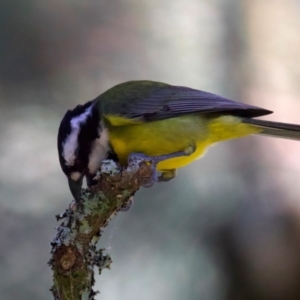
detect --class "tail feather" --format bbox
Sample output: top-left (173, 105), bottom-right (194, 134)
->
top-left (242, 118), bottom-right (300, 141)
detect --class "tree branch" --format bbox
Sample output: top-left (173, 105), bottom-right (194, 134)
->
top-left (49, 159), bottom-right (152, 300)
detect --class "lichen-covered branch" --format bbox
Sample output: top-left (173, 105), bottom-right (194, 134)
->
top-left (49, 159), bottom-right (152, 300)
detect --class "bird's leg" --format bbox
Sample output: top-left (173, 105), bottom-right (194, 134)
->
top-left (121, 147), bottom-right (194, 211)
top-left (128, 145), bottom-right (195, 187)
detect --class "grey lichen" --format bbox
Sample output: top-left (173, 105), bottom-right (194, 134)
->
top-left (49, 158), bottom-right (152, 300)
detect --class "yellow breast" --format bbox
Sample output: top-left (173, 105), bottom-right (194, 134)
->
top-left (105, 114), bottom-right (261, 171)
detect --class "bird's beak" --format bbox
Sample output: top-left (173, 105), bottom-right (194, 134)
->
top-left (68, 175), bottom-right (84, 202)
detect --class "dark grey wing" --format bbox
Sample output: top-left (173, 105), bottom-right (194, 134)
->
top-left (99, 81), bottom-right (273, 122)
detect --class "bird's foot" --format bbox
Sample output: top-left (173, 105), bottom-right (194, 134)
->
top-left (128, 146), bottom-right (194, 187)
top-left (128, 152), bottom-right (158, 187)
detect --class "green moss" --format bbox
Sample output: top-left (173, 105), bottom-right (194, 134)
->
top-left (53, 268), bottom-right (93, 300)
top-left (82, 192), bottom-right (109, 215)
top-left (79, 219), bottom-right (92, 234)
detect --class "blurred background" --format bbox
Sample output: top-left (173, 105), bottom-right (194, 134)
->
top-left (1, 0), bottom-right (300, 299)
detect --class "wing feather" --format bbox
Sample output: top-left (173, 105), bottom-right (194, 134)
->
top-left (98, 81), bottom-right (272, 122)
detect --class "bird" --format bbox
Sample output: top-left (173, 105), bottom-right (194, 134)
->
top-left (57, 80), bottom-right (300, 202)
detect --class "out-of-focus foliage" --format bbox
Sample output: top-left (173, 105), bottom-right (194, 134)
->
top-left (1, 0), bottom-right (300, 299)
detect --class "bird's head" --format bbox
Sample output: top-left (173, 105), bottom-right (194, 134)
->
top-left (57, 100), bottom-right (110, 201)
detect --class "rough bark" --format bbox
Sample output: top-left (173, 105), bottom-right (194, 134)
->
top-left (49, 159), bottom-right (152, 300)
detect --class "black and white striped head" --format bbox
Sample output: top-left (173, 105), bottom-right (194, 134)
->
top-left (57, 100), bottom-right (110, 201)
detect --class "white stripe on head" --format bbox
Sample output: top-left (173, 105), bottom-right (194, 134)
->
top-left (62, 104), bottom-right (93, 166)
top-left (87, 122), bottom-right (110, 175)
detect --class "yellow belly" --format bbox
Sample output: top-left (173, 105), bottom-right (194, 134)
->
top-left (105, 114), bottom-right (261, 171)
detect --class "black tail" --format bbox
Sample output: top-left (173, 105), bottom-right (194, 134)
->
top-left (242, 118), bottom-right (300, 141)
